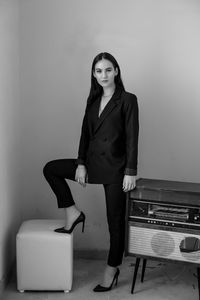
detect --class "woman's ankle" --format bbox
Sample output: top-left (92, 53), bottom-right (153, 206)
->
top-left (100, 265), bottom-right (118, 286)
top-left (64, 206), bottom-right (81, 229)
top-left (105, 265), bottom-right (117, 275)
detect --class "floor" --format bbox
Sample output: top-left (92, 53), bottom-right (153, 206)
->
top-left (2, 257), bottom-right (199, 300)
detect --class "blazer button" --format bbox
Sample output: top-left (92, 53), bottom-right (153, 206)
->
top-left (103, 138), bottom-right (108, 142)
top-left (101, 152), bottom-right (105, 156)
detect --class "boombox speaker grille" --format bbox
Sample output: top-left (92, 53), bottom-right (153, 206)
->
top-left (151, 232), bottom-right (175, 257)
top-left (128, 224), bottom-right (200, 263)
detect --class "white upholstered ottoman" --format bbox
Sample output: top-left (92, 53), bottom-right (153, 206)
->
top-left (16, 219), bottom-right (73, 293)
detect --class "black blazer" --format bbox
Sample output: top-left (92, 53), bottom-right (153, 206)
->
top-left (77, 87), bottom-right (139, 184)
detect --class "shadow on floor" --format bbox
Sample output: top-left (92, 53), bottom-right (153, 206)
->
top-left (2, 257), bottom-right (199, 300)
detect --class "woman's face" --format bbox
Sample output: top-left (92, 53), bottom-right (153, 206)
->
top-left (93, 59), bottom-right (118, 89)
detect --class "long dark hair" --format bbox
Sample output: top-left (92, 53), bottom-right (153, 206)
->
top-left (87, 52), bottom-right (125, 106)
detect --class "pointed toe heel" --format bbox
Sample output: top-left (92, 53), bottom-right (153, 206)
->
top-left (54, 212), bottom-right (86, 234)
top-left (93, 268), bottom-right (120, 292)
top-left (54, 227), bottom-right (65, 232)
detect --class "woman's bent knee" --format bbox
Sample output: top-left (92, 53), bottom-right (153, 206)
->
top-left (43, 160), bottom-right (55, 178)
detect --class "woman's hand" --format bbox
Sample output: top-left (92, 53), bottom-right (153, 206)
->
top-left (75, 165), bottom-right (87, 187)
top-left (122, 175), bottom-right (136, 192)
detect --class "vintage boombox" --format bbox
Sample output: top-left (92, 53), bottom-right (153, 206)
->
top-left (125, 178), bottom-right (200, 264)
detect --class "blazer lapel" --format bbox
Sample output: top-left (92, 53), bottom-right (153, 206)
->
top-left (94, 87), bottom-right (122, 134)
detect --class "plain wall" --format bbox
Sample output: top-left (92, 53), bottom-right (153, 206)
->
top-left (0, 0), bottom-right (21, 287)
top-left (19, 0), bottom-right (200, 251)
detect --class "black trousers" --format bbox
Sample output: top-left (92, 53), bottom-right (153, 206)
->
top-left (43, 159), bottom-right (126, 267)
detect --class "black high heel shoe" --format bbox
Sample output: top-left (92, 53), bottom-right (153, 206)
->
top-left (54, 212), bottom-right (85, 234)
top-left (93, 268), bottom-right (120, 292)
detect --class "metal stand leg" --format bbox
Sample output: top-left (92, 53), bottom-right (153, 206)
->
top-left (197, 267), bottom-right (200, 300)
top-left (131, 257), bottom-right (140, 294)
top-left (141, 259), bottom-right (147, 282)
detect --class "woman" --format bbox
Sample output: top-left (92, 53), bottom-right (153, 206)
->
top-left (43, 52), bottom-right (139, 292)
